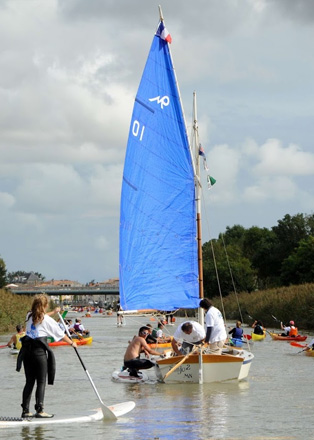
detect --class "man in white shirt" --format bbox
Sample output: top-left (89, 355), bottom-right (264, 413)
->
top-left (172, 321), bottom-right (205, 355)
top-left (199, 298), bottom-right (227, 354)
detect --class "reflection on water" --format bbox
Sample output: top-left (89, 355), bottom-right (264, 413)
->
top-left (0, 315), bottom-right (313, 439)
top-left (21, 426), bottom-right (46, 440)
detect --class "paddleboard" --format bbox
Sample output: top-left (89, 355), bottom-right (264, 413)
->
top-left (112, 369), bottom-right (149, 383)
top-left (0, 408), bottom-right (103, 428)
top-left (0, 401), bottom-right (135, 428)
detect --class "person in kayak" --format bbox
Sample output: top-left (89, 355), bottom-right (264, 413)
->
top-left (252, 320), bottom-right (265, 335)
top-left (7, 324), bottom-right (25, 350)
top-left (16, 294), bottom-right (77, 419)
top-left (123, 326), bottom-right (166, 378)
top-left (228, 321), bottom-right (243, 340)
top-left (281, 320), bottom-right (298, 337)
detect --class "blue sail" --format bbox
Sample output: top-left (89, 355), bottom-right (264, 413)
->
top-left (119, 21), bottom-right (199, 311)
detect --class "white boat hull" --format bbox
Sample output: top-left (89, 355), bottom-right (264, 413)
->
top-left (156, 349), bottom-right (254, 383)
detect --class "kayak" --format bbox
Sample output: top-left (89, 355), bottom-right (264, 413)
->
top-left (251, 332), bottom-right (266, 341)
top-left (229, 338), bottom-right (244, 347)
top-left (48, 336), bottom-right (93, 347)
top-left (269, 332), bottom-right (307, 341)
top-left (305, 349), bottom-right (314, 357)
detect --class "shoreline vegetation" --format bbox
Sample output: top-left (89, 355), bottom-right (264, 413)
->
top-left (1, 283), bottom-right (314, 335)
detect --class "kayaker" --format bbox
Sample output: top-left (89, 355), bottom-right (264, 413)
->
top-left (200, 298), bottom-right (227, 355)
top-left (123, 326), bottom-right (166, 378)
top-left (7, 324), bottom-right (25, 350)
top-left (145, 324), bottom-right (157, 344)
top-left (281, 320), bottom-right (298, 337)
top-left (171, 321), bottom-right (205, 355)
top-left (73, 318), bottom-right (90, 335)
top-left (305, 338), bottom-right (314, 351)
top-left (152, 322), bottom-right (172, 343)
top-left (229, 321), bottom-right (243, 340)
top-left (252, 320), bottom-right (265, 335)
top-left (16, 294), bottom-right (77, 419)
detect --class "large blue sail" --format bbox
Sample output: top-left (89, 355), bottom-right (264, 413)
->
top-left (119, 20), bottom-right (199, 311)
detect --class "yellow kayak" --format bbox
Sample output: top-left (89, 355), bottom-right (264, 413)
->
top-left (251, 332), bottom-right (266, 341)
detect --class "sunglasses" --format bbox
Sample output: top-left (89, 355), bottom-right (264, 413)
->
top-left (141, 331), bottom-right (149, 336)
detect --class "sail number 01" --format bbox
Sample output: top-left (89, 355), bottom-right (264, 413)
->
top-left (132, 120), bottom-right (145, 141)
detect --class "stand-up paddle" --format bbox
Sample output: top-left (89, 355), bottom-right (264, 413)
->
top-left (58, 313), bottom-right (135, 420)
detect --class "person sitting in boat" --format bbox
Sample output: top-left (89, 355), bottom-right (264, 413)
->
top-left (199, 298), bottom-right (227, 355)
top-left (7, 324), bottom-right (25, 350)
top-left (171, 321), bottom-right (205, 355)
top-left (123, 326), bottom-right (166, 378)
top-left (145, 324), bottom-right (157, 344)
top-left (152, 322), bottom-right (172, 343)
top-left (281, 320), bottom-right (298, 337)
top-left (228, 321), bottom-right (243, 340)
top-left (73, 318), bottom-right (90, 336)
top-left (252, 320), bottom-right (265, 335)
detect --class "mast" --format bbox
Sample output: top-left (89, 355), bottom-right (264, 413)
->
top-left (192, 92), bottom-right (204, 326)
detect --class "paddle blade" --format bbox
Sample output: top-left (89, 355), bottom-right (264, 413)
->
top-left (243, 334), bottom-right (252, 340)
top-left (0, 344), bottom-right (8, 349)
top-left (290, 341), bottom-right (306, 348)
top-left (107, 401), bottom-right (136, 418)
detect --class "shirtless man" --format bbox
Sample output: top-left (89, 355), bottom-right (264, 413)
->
top-left (124, 326), bottom-right (166, 377)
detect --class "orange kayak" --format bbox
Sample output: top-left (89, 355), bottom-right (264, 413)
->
top-left (269, 332), bottom-right (307, 341)
top-left (48, 336), bottom-right (93, 347)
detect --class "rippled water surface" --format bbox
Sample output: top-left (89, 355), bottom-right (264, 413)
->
top-left (0, 314), bottom-right (313, 440)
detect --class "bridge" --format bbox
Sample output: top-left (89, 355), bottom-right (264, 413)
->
top-left (10, 285), bottom-right (120, 307)
top-left (11, 285), bottom-right (119, 296)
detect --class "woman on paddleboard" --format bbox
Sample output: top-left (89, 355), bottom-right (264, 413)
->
top-left (16, 294), bottom-right (77, 419)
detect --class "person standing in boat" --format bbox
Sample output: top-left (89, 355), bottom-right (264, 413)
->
top-left (228, 321), bottom-right (243, 340)
top-left (252, 320), bottom-right (265, 335)
top-left (199, 298), bottom-right (227, 355)
top-left (281, 320), bottom-right (298, 337)
top-left (171, 321), bottom-right (205, 355)
top-left (123, 326), bottom-right (166, 378)
top-left (16, 294), bottom-right (77, 419)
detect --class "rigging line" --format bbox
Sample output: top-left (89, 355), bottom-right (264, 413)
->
top-left (200, 189), bottom-right (226, 322)
top-left (221, 233), bottom-right (244, 324)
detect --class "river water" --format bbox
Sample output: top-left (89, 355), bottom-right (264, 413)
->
top-left (0, 314), bottom-right (313, 440)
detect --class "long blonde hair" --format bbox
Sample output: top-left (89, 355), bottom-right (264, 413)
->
top-left (29, 294), bottom-right (49, 325)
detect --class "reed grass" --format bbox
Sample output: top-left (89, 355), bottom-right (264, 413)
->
top-left (218, 283), bottom-right (314, 331)
top-left (0, 289), bottom-right (32, 334)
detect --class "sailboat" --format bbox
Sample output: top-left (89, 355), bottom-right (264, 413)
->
top-left (119, 7), bottom-right (254, 383)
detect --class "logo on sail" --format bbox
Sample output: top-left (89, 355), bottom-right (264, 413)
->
top-left (149, 95), bottom-right (170, 109)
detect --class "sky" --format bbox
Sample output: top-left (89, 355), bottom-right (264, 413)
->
top-left (0, 0), bottom-right (314, 284)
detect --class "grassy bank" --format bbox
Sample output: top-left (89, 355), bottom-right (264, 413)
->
top-left (0, 289), bottom-right (33, 334)
top-left (219, 282), bottom-right (314, 331)
top-left (1, 283), bottom-right (314, 335)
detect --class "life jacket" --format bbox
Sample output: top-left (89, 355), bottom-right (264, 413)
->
top-left (289, 326), bottom-right (298, 337)
top-left (232, 327), bottom-right (243, 339)
top-left (15, 332), bottom-right (25, 350)
top-left (152, 328), bottom-right (158, 338)
top-left (254, 325), bottom-right (264, 335)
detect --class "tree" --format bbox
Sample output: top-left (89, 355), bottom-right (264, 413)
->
top-left (0, 257), bottom-right (7, 288)
top-left (281, 236), bottom-right (314, 285)
top-left (202, 240), bottom-right (256, 297)
top-left (242, 226), bottom-right (279, 288)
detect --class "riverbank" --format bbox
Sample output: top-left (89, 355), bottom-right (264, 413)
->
top-left (1, 282), bottom-right (313, 334)
top-left (220, 282), bottom-right (314, 330)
